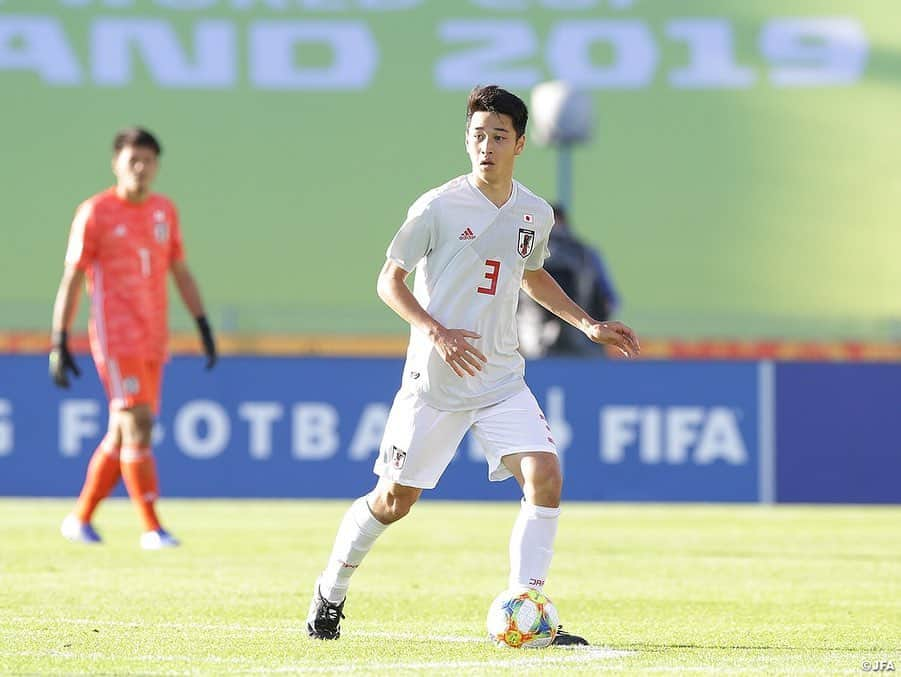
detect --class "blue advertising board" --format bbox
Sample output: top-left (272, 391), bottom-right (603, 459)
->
top-left (776, 363), bottom-right (901, 504)
top-left (0, 356), bottom-right (763, 502)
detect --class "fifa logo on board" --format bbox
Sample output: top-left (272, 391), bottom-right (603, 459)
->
top-left (600, 406), bottom-right (748, 465)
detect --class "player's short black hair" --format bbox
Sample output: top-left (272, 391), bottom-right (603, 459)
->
top-left (466, 85), bottom-right (528, 138)
top-left (113, 127), bottom-right (162, 156)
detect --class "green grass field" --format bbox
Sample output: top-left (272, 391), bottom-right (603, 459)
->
top-left (1, 499), bottom-right (898, 674)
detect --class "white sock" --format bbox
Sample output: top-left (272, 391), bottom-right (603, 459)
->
top-left (318, 496), bottom-right (388, 604)
top-left (508, 499), bottom-right (560, 591)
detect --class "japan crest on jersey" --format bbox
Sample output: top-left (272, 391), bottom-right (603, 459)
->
top-left (154, 222), bottom-right (169, 243)
top-left (517, 228), bottom-right (535, 258)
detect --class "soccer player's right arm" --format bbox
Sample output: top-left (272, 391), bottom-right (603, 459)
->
top-left (51, 265), bottom-right (85, 337)
top-left (49, 263), bottom-right (85, 387)
top-left (376, 259), bottom-right (441, 338)
top-left (376, 260), bottom-right (485, 378)
top-left (50, 201), bottom-right (100, 382)
top-left (379, 198), bottom-right (486, 377)
top-left (379, 197), bottom-right (437, 333)
top-left (52, 203), bottom-right (95, 336)
top-left (49, 202), bottom-right (94, 387)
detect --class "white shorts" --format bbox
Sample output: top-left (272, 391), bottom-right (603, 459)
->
top-left (373, 387), bottom-right (558, 489)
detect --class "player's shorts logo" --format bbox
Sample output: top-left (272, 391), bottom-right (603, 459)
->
top-left (517, 228), bottom-right (535, 258)
top-left (154, 222), bottom-right (169, 243)
top-left (391, 446), bottom-right (407, 470)
top-left (122, 376), bottom-right (141, 395)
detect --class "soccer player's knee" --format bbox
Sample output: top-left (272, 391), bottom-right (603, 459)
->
top-left (538, 474), bottom-right (563, 503)
top-left (373, 484), bottom-right (419, 523)
top-left (104, 419), bottom-right (123, 448)
top-left (119, 406), bottom-right (154, 445)
top-left (547, 467), bottom-right (563, 499)
top-left (386, 490), bottom-right (417, 521)
top-left (527, 457), bottom-right (563, 504)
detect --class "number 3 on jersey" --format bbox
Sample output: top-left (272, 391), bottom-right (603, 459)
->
top-left (477, 259), bottom-right (500, 295)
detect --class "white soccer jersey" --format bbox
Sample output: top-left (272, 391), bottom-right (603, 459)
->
top-left (386, 174), bottom-right (554, 411)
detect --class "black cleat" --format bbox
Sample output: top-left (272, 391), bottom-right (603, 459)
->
top-left (552, 626), bottom-right (589, 646)
top-left (306, 587), bottom-right (346, 640)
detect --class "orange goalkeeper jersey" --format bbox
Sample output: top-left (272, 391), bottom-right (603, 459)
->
top-left (64, 188), bottom-right (185, 363)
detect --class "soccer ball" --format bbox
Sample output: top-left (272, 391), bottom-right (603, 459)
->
top-left (486, 588), bottom-right (559, 649)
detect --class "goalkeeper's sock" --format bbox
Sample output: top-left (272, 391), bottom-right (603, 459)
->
top-left (508, 499), bottom-right (560, 591)
top-left (74, 436), bottom-right (121, 523)
top-left (120, 445), bottom-right (162, 532)
top-left (318, 496), bottom-right (388, 604)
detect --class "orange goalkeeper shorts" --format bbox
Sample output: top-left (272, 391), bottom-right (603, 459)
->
top-left (96, 357), bottom-right (163, 414)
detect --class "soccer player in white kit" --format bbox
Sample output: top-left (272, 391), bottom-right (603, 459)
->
top-left (306, 85), bottom-right (640, 643)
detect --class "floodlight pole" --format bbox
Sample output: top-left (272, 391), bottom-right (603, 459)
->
top-left (556, 144), bottom-right (573, 212)
top-left (531, 80), bottom-right (592, 214)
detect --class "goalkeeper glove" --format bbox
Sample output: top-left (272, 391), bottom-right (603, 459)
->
top-left (195, 315), bottom-right (217, 370)
top-left (49, 329), bottom-right (81, 388)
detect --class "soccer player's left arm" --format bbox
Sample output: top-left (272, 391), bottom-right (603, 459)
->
top-left (521, 268), bottom-right (640, 358)
top-left (170, 260), bottom-right (217, 369)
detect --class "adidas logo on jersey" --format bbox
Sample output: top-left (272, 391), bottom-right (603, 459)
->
top-left (459, 227), bottom-right (475, 240)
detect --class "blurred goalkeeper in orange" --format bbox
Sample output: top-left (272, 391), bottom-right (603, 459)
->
top-left (49, 127), bottom-right (217, 549)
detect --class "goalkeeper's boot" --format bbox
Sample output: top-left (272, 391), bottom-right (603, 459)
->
top-left (140, 528), bottom-right (180, 550)
top-left (552, 626), bottom-right (589, 646)
top-left (61, 514), bottom-right (102, 544)
top-left (306, 585), bottom-right (345, 640)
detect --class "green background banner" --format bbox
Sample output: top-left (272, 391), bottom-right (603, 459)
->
top-left (2, 1), bottom-right (899, 338)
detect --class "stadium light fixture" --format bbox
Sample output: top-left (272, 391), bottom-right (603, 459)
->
top-left (529, 81), bottom-right (594, 212)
